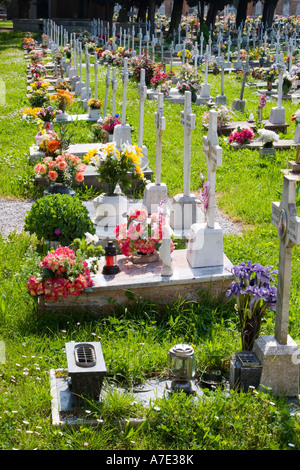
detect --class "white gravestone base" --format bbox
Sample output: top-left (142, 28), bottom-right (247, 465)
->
top-left (253, 335), bottom-right (299, 397)
top-left (269, 107), bottom-right (285, 124)
top-left (92, 194), bottom-right (127, 228)
top-left (186, 222), bottom-right (224, 268)
top-left (293, 123), bottom-right (300, 143)
top-left (215, 94), bottom-right (227, 105)
top-left (113, 124), bottom-right (132, 149)
top-left (231, 98), bottom-right (246, 113)
top-left (169, 193), bottom-right (200, 234)
top-left (143, 183), bottom-right (168, 214)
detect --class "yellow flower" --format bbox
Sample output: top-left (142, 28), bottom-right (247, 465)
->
top-left (21, 107), bottom-right (42, 117)
top-left (83, 148), bottom-right (98, 163)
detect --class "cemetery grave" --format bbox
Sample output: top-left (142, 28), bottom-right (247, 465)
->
top-left (0, 13), bottom-right (300, 449)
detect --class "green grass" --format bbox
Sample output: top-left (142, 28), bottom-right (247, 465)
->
top-left (0, 31), bottom-right (300, 450)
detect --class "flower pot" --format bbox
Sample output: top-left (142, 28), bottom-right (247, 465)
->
top-left (267, 80), bottom-right (273, 91)
top-left (88, 107), bottom-right (101, 120)
top-left (131, 251), bottom-right (160, 264)
top-left (191, 93), bottom-right (197, 103)
top-left (44, 183), bottom-right (75, 197)
top-left (92, 193), bottom-right (127, 228)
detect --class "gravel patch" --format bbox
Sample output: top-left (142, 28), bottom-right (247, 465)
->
top-left (0, 197), bottom-right (244, 238)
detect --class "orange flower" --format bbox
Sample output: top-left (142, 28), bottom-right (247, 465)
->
top-left (75, 172), bottom-right (84, 182)
top-left (48, 170), bottom-right (58, 181)
top-left (57, 160), bottom-right (68, 171)
top-left (47, 139), bottom-right (60, 153)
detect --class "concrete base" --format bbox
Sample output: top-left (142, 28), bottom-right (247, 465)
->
top-left (259, 147), bottom-right (276, 156)
top-left (38, 249), bottom-right (234, 315)
top-left (92, 193), bottom-right (127, 228)
top-left (215, 94), bottom-right (227, 105)
top-left (186, 222), bottom-right (224, 268)
top-left (253, 335), bottom-right (299, 397)
top-left (113, 123), bottom-right (131, 148)
top-left (143, 182), bottom-right (168, 214)
top-left (200, 83), bottom-right (211, 101)
top-left (269, 107), bottom-right (286, 125)
top-left (231, 98), bottom-right (246, 114)
top-left (294, 124), bottom-right (300, 144)
top-left (169, 193), bottom-right (200, 234)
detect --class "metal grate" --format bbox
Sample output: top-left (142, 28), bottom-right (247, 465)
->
top-left (74, 343), bottom-right (96, 368)
top-left (236, 352), bottom-right (260, 367)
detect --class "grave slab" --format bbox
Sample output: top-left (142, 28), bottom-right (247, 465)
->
top-left (38, 249), bottom-right (234, 315)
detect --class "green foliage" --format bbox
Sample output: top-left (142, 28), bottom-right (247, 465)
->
top-left (24, 194), bottom-right (95, 245)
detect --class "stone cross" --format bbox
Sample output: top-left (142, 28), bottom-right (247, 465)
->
top-left (180, 91), bottom-right (196, 197)
top-left (239, 57), bottom-right (250, 100)
top-left (170, 41), bottom-right (174, 71)
top-left (121, 57), bottom-right (129, 124)
top-left (111, 66), bottom-right (117, 117)
top-left (200, 32), bottom-right (204, 56)
top-left (103, 65), bottom-right (111, 118)
top-left (227, 36), bottom-right (231, 63)
top-left (202, 110), bottom-right (223, 229)
top-left (204, 45), bottom-right (209, 86)
top-left (277, 54), bottom-right (286, 109)
top-left (194, 41), bottom-right (198, 72)
top-left (138, 68), bottom-right (147, 148)
top-left (94, 52), bottom-right (98, 100)
top-left (138, 29), bottom-right (143, 56)
top-left (271, 171), bottom-right (300, 345)
top-left (154, 92), bottom-right (166, 185)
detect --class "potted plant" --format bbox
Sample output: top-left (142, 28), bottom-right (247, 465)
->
top-left (226, 261), bottom-right (277, 351)
top-left (115, 206), bottom-right (174, 263)
top-left (24, 194), bottom-right (95, 247)
top-left (90, 142), bottom-right (145, 230)
top-left (228, 126), bottom-right (255, 147)
top-left (27, 246), bottom-right (94, 301)
top-left (34, 153), bottom-right (86, 195)
top-left (50, 89), bottom-right (74, 120)
top-left (87, 98), bottom-right (102, 120)
top-left (257, 128), bottom-right (279, 154)
top-left (100, 114), bottom-right (122, 141)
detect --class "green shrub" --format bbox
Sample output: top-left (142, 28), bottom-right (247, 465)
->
top-left (24, 194), bottom-right (95, 245)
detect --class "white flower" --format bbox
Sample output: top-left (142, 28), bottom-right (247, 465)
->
top-left (85, 232), bottom-right (99, 245)
top-left (257, 128), bottom-right (279, 143)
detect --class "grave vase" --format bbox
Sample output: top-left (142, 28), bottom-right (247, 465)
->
top-left (44, 183), bottom-right (75, 197)
top-left (267, 80), bottom-right (273, 92)
top-left (191, 92), bottom-right (197, 103)
top-left (88, 107), bottom-right (101, 120)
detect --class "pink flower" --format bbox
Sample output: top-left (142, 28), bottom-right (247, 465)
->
top-left (75, 171), bottom-right (84, 182)
top-left (48, 170), bottom-right (58, 181)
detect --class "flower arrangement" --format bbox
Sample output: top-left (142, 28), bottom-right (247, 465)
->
top-left (89, 142), bottom-right (144, 195)
top-left (35, 106), bottom-right (62, 123)
top-left (150, 66), bottom-right (169, 89)
top-left (30, 63), bottom-right (47, 80)
top-left (132, 52), bottom-right (155, 86)
top-left (30, 80), bottom-right (51, 91)
top-left (62, 45), bottom-right (71, 59)
top-left (88, 98), bottom-right (102, 109)
top-left (27, 246), bottom-right (93, 300)
top-left (226, 261), bottom-right (277, 350)
top-left (257, 128), bottom-right (279, 148)
top-left (28, 89), bottom-right (50, 108)
top-left (291, 109), bottom-right (300, 123)
top-left (202, 106), bottom-right (234, 128)
top-left (35, 128), bottom-right (59, 152)
top-left (263, 65), bottom-right (278, 83)
top-left (100, 114), bottom-right (122, 134)
top-left (115, 206), bottom-right (174, 257)
top-left (21, 107), bottom-right (42, 121)
top-left (50, 89), bottom-right (74, 113)
top-left (29, 50), bottom-right (43, 64)
top-left (259, 93), bottom-right (268, 108)
top-left (34, 153), bottom-right (86, 185)
top-left (228, 126), bottom-right (255, 145)
top-left (282, 73), bottom-right (292, 95)
top-left (176, 64), bottom-right (203, 96)
top-left (54, 80), bottom-right (72, 92)
top-left (177, 49), bottom-right (192, 60)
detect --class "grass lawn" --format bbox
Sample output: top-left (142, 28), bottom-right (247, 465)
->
top-left (0, 30), bottom-right (300, 450)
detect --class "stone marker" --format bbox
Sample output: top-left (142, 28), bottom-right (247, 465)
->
top-left (269, 54), bottom-right (286, 125)
top-left (113, 57), bottom-right (131, 148)
top-left (231, 56), bottom-right (250, 113)
top-left (111, 66), bottom-right (117, 117)
top-left (74, 41), bottom-right (84, 95)
top-left (143, 92), bottom-right (168, 213)
top-left (81, 45), bottom-right (91, 109)
top-left (169, 91), bottom-right (200, 235)
top-left (186, 109), bottom-right (223, 268)
top-left (215, 55), bottom-right (227, 105)
top-left (253, 171), bottom-right (300, 397)
top-left (200, 46), bottom-right (211, 101)
top-left (103, 65), bottom-right (111, 119)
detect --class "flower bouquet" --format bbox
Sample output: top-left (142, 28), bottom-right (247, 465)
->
top-left (282, 73), bottom-right (292, 95)
top-left (54, 80), bottom-right (72, 92)
top-left (115, 206), bottom-right (174, 261)
top-left (29, 50), bottom-right (44, 64)
top-left (30, 80), bottom-right (51, 91)
top-left (30, 63), bottom-right (47, 80)
top-left (100, 114), bottom-right (122, 135)
top-left (228, 126), bottom-right (255, 145)
top-left (28, 89), bottom-right (50, 108)
top-left (257, 128), bottom-right (279, 148)
top-left (226, 261), bottom-right (277, 350)
top-left (176, 64), bottom-right (203, 98)
top-left (27, 246), bottom-right (93, 301)
top-left (89, 142), bottom-right (144, 195)
top-left (50, 89), bottom-right (74, 115)
top-left (35, 106), bottom-right (62, 124)
top-left (35, 128), bottom-right (59, 153)
top-left (88, 98), bottom-right (102, 109)
top-left (34, 153), bottom-right (86, 185)
top-left (202, 106), bottom-right (234, 128)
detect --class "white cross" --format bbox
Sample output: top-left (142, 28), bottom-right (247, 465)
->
top-left (111, 66), bottom-right (117, 117)
top-left (271, 171), bottom-right (300, 345)
top-left (103, 65), bottom-right (111, 118)
top-left (94, 52), bottom-right (98, 100)
top-left (121, 57), bottom-right (129, 124)
top-left (202, 110), bottom-right (223, 229)
top-left (180, 91), bottom-right (196, 197)
top-left (138, 68), bottom-right (147, 147)
top-left (154, 93), bottom-right (166, 185)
